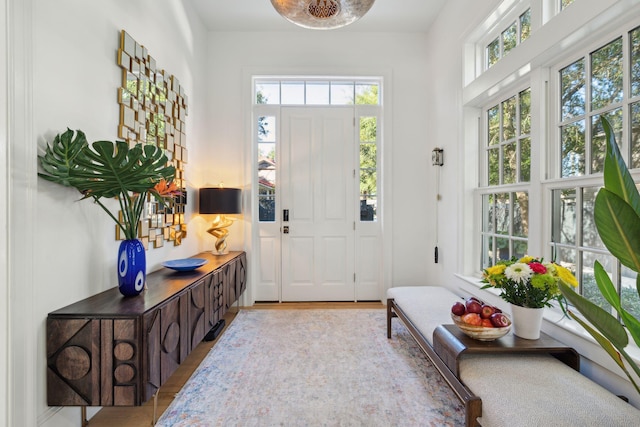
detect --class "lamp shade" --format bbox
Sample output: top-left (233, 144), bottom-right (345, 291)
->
top-left (199, 188), bottom-right (242, 215)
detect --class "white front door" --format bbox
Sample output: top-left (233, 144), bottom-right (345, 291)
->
top-left (280, 107), bottom-right (355, 301)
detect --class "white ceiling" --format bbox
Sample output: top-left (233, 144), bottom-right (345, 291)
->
top-left (188, 0), bottom-right (447, 33)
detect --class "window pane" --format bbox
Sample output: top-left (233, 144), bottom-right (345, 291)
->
top-left (355, 84), bottom-right (379, 105)
top-left (513, 240), bottom-right (528, 260)
top-left (487, 38), bottom-right (500, 68)
top-left (631, 101), bottom-right (640, 168)
top-left (496, 237), bottom-right (510, 261)
top-left (520, 88), bottom-right (531, 135)
top-left (556, 247), bottom-right (578, 282)
top-left (621, 266), bottom-right (640, 319)
top-left (488, 147), bottom-right (500, 185)
top-left (502, 96), bottom-right (516, 141)
top-left (519, 9), bottom-right (531, 43)
top-left (330, 82), bottom-right (354, 105)
top-left (281, 81), bottom-right (305, 104)
top-left (482, 194), bottom-right (494, 233)
top-left (495, 193), bottom-right (510, 235)
top-left (631, 27), bottom-right (640, 98)
top-left (258, 116), bottom-right (276, 143)
top-left (561, 59), bottom-right (586, 121)
top-left (591, 109), bottom-right (622, 173)
top-left (359, 170), bottom-right (377, 203)
top-left (360, 117), bottom-right (377, 142)
top-left (502, 23), bottom-right (517, 56)
top-left (482, 235), bottom-right (494, 268)
top-left (256, 82), bottom-right (280, 104)
top-left (258, 115), bottom-right (276, 223)
top-left (551, 188), bottom-right (576, 245)
top-left (513, 192), bottom-right (528, 238)
top-left (503, 143), bottom-right (516, 184)
top-left (582, 253), bottom-right (614, 312)
top-left (591, 38), bottom-right (623, 111)
top-left (520, 137), bottom-right (531, 182)
top-left (360, 143), bottom-right (376, 169)
top-left (582, 187), bottom-right (605, 249)
top-left (561, 120), bottom-right (586, 177)
top-left (258, 195), bottom-right (275, 222)
top-left (488, 105), bottom-right (500, 145)
top-left (360, 197), bottom-right (376, 221)
top-left (306, 81), bottom-right (329, 105)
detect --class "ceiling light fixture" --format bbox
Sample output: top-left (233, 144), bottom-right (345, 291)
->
top-left (270, 0), bottom-right (376, 30)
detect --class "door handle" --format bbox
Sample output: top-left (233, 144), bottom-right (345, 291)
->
top-left (283, 209), bottom-right (289, 222)
top-left (283, 226), bottom-right (289, 234)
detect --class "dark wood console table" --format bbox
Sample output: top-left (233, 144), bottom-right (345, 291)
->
top-left (433, 324), bottom-right (580, 378)
top-left (46, 251), bottom-right (246, 412)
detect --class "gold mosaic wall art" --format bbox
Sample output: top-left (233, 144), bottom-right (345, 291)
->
top-left (116, 30), bottom-right (188, 249)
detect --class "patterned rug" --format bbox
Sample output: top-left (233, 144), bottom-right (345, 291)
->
top-left (157, 309), bottom-right (464, 426)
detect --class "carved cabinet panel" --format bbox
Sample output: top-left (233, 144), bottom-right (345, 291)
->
top-left (47, 251), bottom-right (246, 407)
top-left (224, 258), bottom-right (238, 310)
top-left (206, 270), bottom-right (225, 330)
top-left (188, 278), bottom-right (208, 351)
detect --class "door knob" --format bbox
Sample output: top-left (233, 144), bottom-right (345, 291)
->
top-left (283, 226), bottom-right (289, 234)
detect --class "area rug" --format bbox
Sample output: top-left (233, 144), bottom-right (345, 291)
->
top-left (157, 309), bottom-right (464, 426)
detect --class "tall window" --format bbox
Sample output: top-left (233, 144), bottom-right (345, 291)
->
top-left (486, 8), bottom-right (531, 69)
top-left (481, 88), bottom-right (531, 268)
top-left (551, 27), bottom-right (640, 318)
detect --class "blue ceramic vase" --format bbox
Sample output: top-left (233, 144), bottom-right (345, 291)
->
top-left (117, 239), bottom-right (146, 297)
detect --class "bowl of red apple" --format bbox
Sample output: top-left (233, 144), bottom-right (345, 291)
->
top-left (450, 297), bottom-right (511, 341)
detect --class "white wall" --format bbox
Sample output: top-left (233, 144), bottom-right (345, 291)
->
top-left (203, 30), bottom-right (439, 294)
top-left (5, 0), bottom-right (209, 425)
top-left (0, 0), bottom-right (9, 424)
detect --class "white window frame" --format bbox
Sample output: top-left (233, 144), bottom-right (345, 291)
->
top-left (544, 21), bottom-right (640, 315)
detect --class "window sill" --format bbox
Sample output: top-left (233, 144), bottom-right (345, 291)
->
top-left (454, 273), bottom-right (640, 373)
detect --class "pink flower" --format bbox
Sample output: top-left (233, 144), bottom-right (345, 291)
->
top-left (528, 262), bottom-right (547, 274)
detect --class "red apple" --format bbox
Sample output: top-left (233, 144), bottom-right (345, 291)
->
top-left (465, 298), bottom-right (482, 314)
top-left (469, 296), bottom-right (485, 306)
top-left (490, 312), bottom-right (511, 328)
top-left (451, 301), bottom-right (466, 316)
top-left (462, 313), bottom-right (482, 326)
top-left (481, 318), bottom-right (494, 328)
top-left (480, 305), bottom-right (496, 319)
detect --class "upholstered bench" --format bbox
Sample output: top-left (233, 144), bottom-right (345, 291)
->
top-left (387, 286), bottom-right (640, 426)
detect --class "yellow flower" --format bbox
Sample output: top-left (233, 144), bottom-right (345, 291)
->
top-left (554, 264), bottom-right (578, 287)
top-left (486, 264), bottom-right (506, 276)
top-left (519, 255), bottom-right (535, 264)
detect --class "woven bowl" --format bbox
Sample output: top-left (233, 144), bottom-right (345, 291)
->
top-left (451, 313), bottom-right (511, 341)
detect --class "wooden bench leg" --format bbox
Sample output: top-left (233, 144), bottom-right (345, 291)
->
top-left (387, 298), bottom-right (396, 339)
top-left (466, 398), bottom-right (482, 427)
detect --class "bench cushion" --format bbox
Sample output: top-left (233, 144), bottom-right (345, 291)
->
top-left (387, 286), bottom-right (460, 345)
top-left (459, 353), bottom-right (640, 426)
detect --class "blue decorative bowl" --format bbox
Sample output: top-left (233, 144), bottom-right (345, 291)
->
top-left (162, 258), bottom-right (208, 272)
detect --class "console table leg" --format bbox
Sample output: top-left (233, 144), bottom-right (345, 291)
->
top-left (81, 407), bottom-right (88, 427)
top-left (151, 389), bottom-right (159, 426)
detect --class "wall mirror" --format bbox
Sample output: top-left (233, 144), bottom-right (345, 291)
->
top-left (116, 30), bottom-right (189, 248)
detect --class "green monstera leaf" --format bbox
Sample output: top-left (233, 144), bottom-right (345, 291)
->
top-left (38, 129), bottom-right (176, 239)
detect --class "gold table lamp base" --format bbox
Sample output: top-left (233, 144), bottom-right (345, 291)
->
top-left (207, 214), bottom-right (234, 255)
